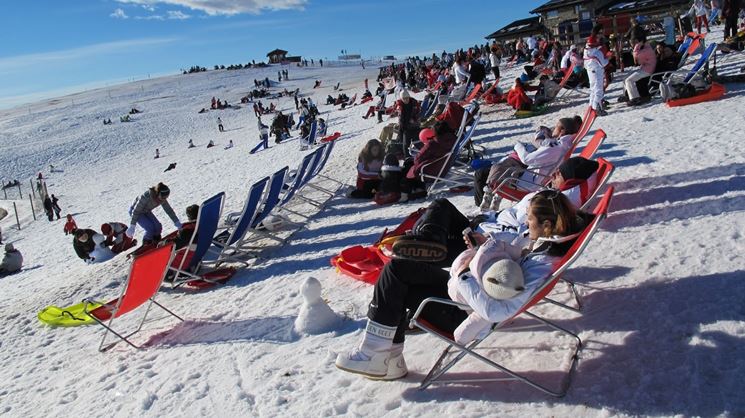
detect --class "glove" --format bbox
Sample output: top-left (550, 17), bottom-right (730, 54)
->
top-left (174, 220), bottom-right (182, 230)
top-left (126, 224), bottom-right (136, 238)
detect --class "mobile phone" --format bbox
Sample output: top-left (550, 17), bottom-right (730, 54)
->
top-left (462, 227), bottom-right (478, 247)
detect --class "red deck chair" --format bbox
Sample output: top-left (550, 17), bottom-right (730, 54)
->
top-left (83, 243), bottom-right (180, 352)
top-left (493, 108), bottom-right (598, 203)
top-left (564, 127), bottom-right (606, 162)
top-left (459, 83), bottom-right (482, 105)
top-left (410, 187), bottom-right (614, 397)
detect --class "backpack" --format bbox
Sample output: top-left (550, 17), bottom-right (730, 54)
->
top-left (660, 82), bottom-right (698, 102)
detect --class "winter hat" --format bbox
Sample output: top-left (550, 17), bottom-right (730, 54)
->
top-left (585, 35), bottom-right (601, 49)
top-left (156, 183), bottom-right (170, 199)
top-left (559, 157), bottom-right (599, 182)
top-left (186, 204), bottom-right (200, 221)
top-left (482, 259), bottom-right (525, 300)
top-left (419, 128), bottom-right (436, 143)
top-left (5, 243), bottom-right (14, 252)
top-left (399, 89), bottom-right (411, 100)
top-left (100, 223), bottom-right (112, 235)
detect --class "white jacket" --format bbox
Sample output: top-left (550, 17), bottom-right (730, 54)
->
top-left (477, 170), bottom-right (599, 236)
top-left (452, 63), bottom-right (470, 84)
top-left (583, 46), bottom-right (608, 69)
top-left (449, 241), bottom-right (559, 326)
top-left (514, 134), bottom-right (573, 182)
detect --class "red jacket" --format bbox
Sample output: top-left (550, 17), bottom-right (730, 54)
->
top-left (407, 132), bottom-right (458, 179)
top-left (507, 84), bottom-right (533, 110)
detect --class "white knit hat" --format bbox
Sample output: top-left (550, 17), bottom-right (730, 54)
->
top-left (399, 89), bottom-right (410, 100)
top-left (482, 259), bottom-right (525, 300)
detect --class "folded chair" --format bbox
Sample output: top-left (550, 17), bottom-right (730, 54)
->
top-left (650, 42), bottom-right (717, 93)
top-left (83, 243), bottom-right (178, 351)
top-left (409, 187), bottom-right (614, 397)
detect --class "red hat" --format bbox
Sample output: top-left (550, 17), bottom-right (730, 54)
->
top-left (586, 35), bottom-right (601, 48)
top-left (419, 128), bottom-right (435, 143)
top-left (101, 223), bottom-right (112, 235)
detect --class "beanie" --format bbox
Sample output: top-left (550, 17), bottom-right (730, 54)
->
top-left (482, 259), bottom-right (525, 300)
top-left (400, 89), bottom-right (410, 100)
top-left (419, 128), bottom-right (436, 143)
top-left (586, 35), bottom-right (601, 49)
top-left (559, 157), bottom-right (600, 181)
top-left (100, 223), bottom-right (112, 235)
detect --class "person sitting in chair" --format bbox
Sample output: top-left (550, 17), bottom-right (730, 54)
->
top-left (335, 191), bottom-right (591, 380)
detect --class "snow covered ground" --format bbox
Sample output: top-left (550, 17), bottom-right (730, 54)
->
top-left (1, 27), bottom-right (745, 417)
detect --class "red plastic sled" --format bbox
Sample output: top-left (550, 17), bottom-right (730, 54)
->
top-left (320, 132), bottom-right (342, 143)
top-left (185, 267), bottom-right (237, 289)
top-left (330, 209), bottom-right (425, 284)
top-left (360, 96), bottom-right (374, 104)
top-left (667, 82), bottom-right (725, 108)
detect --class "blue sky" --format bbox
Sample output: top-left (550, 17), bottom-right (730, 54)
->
top-left (0, 0), bottom-right (545, 108)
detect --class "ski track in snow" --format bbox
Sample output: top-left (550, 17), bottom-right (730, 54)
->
top-left (1, 27), bottom-right (745, 417)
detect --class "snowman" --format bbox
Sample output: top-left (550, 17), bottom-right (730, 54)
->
top-left (294, 277), bottom-right (342, 334)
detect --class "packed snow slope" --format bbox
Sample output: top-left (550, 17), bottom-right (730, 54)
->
top-left (1, 30), bottom-right (745, 417)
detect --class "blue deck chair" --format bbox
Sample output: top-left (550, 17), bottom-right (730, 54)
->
top-left (301, 120), bottom-right (317, 149)
top-left (169, 192), bottom-right (225, 286)
top-left (307, 140), bottom-right (341, 196)
top-left (683, 43), bottom-right (716, 84)
top-left (210, 177), bottom-right (269, 264)
top-left (292, 146), bottom-right (327, 209)
top-left (280, 151), bottom-right (316, 208)
top-left (651, 42), bottom-right (717, 93)
top-left (242, 166), bottom-right (290, 245)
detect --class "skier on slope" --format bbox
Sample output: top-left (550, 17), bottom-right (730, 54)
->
top-left (126, 183), bottom-right (181, 245)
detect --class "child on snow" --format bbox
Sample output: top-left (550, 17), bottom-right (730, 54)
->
top-left (101, 222), bottom-right (137, 253)
top-left (63, 214), bottom-right (77, 235)
top-left (217, 117), bottom-right (224, 133)
top-left (347, 139), bottom-right (384, 199)
top-left (374, 154), bottom-right (404, 205)
top-left (0, 244), bottom-right (23, 276)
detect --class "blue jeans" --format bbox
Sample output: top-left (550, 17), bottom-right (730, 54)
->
top-left (130, 211), bottom-right (162, 241)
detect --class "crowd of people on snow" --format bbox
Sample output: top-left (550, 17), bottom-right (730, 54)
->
top-left (332, 3), bottom-right (745, 381)
top-left (9, 2), bottom-right (745, 390)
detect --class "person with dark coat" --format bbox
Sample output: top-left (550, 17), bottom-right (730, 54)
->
top-left (72, 228), bottom-right (105, 261)
top-left (405, 121), bottom-right (457, 188)
top-left (391, 89), bottom-right (420, 156)
top-left (723, 0), bottom-right (742, 39)
top-left (0, 243), bottom-right (23, 276)
top-left (43, 196), bottom-right (54, 221)
top-left (51, 194), bottom-right (61, 220)
top-left (468, 58), bottom-right (487, 85)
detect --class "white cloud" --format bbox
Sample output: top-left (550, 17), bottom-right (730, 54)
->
top-left (0, 38), bottom-right (178, 75)
top-left (110, 8), bottom-right (129, 19)
top-left (167, 10), bottom-right (191, 19)
top-left (115, 0), bottom-right (307, 15)
top-left (135, 14), bottom-right (165, 20)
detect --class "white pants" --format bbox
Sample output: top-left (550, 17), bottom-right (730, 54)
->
top-left (586, 64), bottom-right (605, 110)
top-left (625, 70), bottom-right (652, 100)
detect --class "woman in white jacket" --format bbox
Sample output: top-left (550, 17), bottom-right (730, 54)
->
top-left (335, 190), bottom-right (591, 380)
top-left (583, 24), bottom-right (609, 116)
